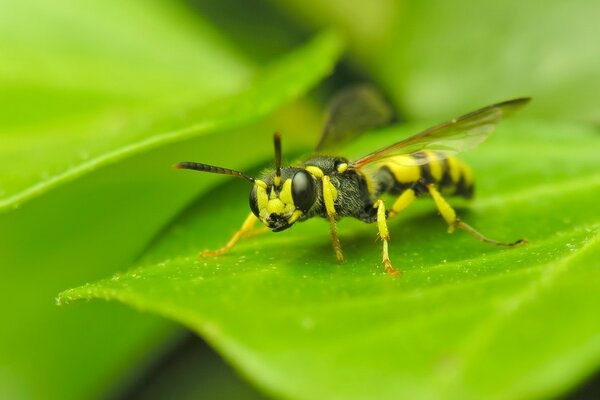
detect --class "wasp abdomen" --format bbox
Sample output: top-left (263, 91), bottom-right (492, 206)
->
top-left (375, 151), bottom-right (474, 199)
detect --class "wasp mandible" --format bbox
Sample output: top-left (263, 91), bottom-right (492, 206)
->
top-left (175, 86), bottom-right (529, 275)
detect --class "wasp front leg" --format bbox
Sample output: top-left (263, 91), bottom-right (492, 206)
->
top-left (322, 175), bottom-right (344, 262)
top-left (200, 212), bottom-right (261, 257)
top-left (427, 184), bottom-right (526, 246)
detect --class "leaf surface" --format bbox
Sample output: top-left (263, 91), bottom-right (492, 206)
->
top-left (60, 120), bottom-right (600, 399)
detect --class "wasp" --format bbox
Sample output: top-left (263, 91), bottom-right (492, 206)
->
top-left (175, 86), bottom-right (529, 275)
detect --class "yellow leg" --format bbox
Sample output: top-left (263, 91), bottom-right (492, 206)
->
top-left (245, 225), bottom-right (269, 238)
top-left (200, 213), bottom-right (259, 257)
top-left (374, 200), bottom-right (400, 276)
top-left (322, 175), bottom-right (344, 262)
top-left (388, 188), bottom-right (417, 219)
top-left (427, 184), bottom-right (526, 246)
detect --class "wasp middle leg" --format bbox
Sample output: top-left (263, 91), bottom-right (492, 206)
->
top-left (387, 188), bottom-right (417, 219)
top-left (373, 199), bottom-right (400, 276)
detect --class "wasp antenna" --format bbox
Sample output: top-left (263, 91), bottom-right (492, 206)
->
top-left (173, 161), bottom-right (255, 183)
top-left (273, 132), bottom-right (282, 186)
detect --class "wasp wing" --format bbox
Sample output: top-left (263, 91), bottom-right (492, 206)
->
top-left (316, 85), bottom-right (395, 153)
top-left (351, 97), bottom-right (530, 168)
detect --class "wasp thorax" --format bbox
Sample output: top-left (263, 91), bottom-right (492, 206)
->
top-left (249, 168), bottom-right (317, 232)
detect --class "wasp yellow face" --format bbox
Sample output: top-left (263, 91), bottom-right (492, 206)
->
top-left (249, 168), bottom-right (317, 232)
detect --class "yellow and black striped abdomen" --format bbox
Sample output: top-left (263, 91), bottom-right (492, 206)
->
top-left (374, 151), bottom-right (474, 199)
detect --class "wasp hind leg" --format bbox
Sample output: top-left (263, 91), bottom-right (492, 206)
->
top-left (200, 212), bottom-right (261, 257)
top-left (427, 184), bottom-right (526, 247)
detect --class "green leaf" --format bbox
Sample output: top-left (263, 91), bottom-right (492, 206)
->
top-left (274, 0), bottom-right (600, 123)
top-left (0, 0), bottom-right (342, 211)
top-left (0, 0), bottom-right (252, 209)
top-left (60, 120), bottom-right (600, 399)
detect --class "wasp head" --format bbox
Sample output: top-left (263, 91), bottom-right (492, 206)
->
top-left (249, 167), bottom-right (317, 232)
top-left (175, 132), bottom-right (317, 232)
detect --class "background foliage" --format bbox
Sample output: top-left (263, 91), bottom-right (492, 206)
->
top-left (1, 0), bottom-right (599, 399)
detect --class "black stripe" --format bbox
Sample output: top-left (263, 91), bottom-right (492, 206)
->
top-left (374, 166), bottom-right (395, 196)
top-left (439, 157), bottom-right (453, 188)
top-left (375, 166), bottom-right (420, 196)
top-left (412, 152), bottom-right (432, 183)
top-left (455, 175), bottom-right (474, 199)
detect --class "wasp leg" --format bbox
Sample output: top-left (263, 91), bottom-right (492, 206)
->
top-left (427, 184), bottom-right (526, 246)
top-left (388, 188), bottom-right (417, 219)
top-left (245, 225), bottom-right (269, 238)
top-left (322, 175), bottom-right (344, 262)
top-left (200, 212), bottom-right (259, 257)
top-left (374, 199), bottom-right (400, 276)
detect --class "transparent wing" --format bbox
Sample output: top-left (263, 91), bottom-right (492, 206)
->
top-left (315, 85), bottom-right (395, 152)
top-left (351, 97), bottom-right (530, 168)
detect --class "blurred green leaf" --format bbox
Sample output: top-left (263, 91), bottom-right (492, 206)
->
top-left (119, 334), bottom-right (266, 400)
top-left (186, 0), bottom-right (311, 63)
top-left (274, 0), bottom-right (600, 123)
top-left (0, 0), bottom-right (250, 99)
top-left (0, 0), bottom-right (251, 208)
top-left (60, 120), bottom-right (600, 399)
top-left (0, 0), bottom-right (342, 211)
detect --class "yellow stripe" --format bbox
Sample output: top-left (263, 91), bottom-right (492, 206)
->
top-left (322, 175), bottom-right (337, 217)
top-left (385, 155), bottom-right (421, 183)
top-left (305, 166), bottom-right (324, 178)
top-left (279, 179), bottom-right (293, 205)
top-left (424, 151), bottom-right (443, 181)
top-left (446, 157), bottom-right (461, 183)
top-left (336, 163), bottom-right (348, 173)
top-left (256, 185), bottom-right (269, 218)
top-left (362, 172), bottom-right (377, 197)
top-left (461, 162), bottom-right (474, 186)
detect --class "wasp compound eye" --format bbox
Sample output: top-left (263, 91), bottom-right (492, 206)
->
top-left (249, 186), bottom-right (260, 217)
top-left (291, 170), bottom-right (316, 212)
